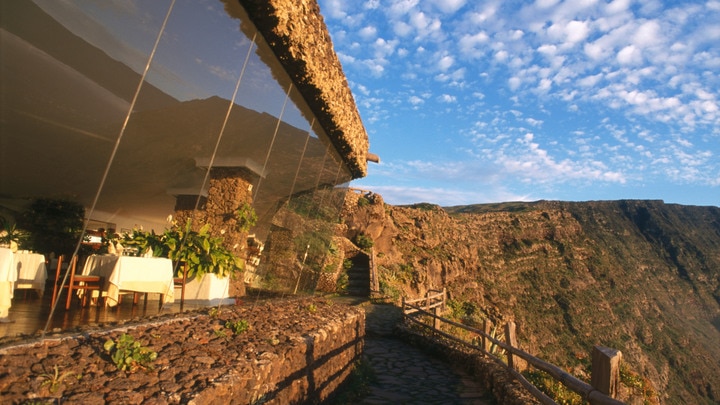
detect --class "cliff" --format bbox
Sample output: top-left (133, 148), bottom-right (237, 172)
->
top-left (341, 192), bottom-right (720, 404)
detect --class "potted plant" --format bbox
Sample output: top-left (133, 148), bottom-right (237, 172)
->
top-left (0, 216), bottom-right (27, 251)
top-left (121, 220), bottom-right (243, 279)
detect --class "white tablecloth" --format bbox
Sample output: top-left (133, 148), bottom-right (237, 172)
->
top-left (13, 252), bottom-right (47, 295)
top-left (82, 255), bottom-right (174, 307)
top-left (0, 248), bottom-right (15, 317)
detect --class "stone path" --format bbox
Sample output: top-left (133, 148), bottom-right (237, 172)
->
top-left (357, 303), bottom-right (493, 405)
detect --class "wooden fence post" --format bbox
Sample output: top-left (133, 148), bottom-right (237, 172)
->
top-left (591, 346), bottom-right (622, 398)
top-left (482, 319), bottom-right (492, 353)
top-left (433, 305), bottom-right (441, 330)
top-left (505, 321), bottom-right (518, 370)
top-left (505, 321), bottom-right (527, 372)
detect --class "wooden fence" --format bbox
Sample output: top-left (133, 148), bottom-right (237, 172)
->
top-left (402, 289), bottom-right (624, 405)
top-left (369, 248), bottom-right (379, 294)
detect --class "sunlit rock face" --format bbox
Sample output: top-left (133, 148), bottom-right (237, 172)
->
top-left (341, 196), bottom-right (720, 404)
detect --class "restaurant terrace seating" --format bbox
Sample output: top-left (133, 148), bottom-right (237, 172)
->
top-left (51, 255), bottom-right (104, 310)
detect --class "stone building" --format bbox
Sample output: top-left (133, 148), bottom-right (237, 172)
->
top-left (0, 0), bottom-right (370, 295)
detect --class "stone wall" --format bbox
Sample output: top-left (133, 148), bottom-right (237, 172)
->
top-left (0, 297), bottom-right (364, 404)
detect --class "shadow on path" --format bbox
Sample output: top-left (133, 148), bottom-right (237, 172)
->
top-left (335, 300), bottom-right (495, 405)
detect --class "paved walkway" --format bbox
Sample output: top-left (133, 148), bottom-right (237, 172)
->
top-left (357, 303), bottom-right (493, 405)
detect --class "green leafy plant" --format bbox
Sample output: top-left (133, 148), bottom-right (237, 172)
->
top-left (122, 220), bottom-right (243, 279)
top-left (104, 333), bottom-right (157, 372)
top-left (235, 202), bottom-right (257, 233)
top-left (225, 319), bottom-right (249, 334)
top-left (354, 233), bottom-right (374, 250)
top-left (0, 216), bottom-right (28, 248)
top-left (163, 222), bottom-right (242, 279)
top-left (38, 365), bottom-right (75, 394)
top-left (117, 228), bottom-right (164, 257)
top-left (307, 303), bottom-right (317, 313)
top-left (213, 328), bottom-right (227, 338)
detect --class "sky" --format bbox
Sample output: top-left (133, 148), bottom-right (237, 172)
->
top-left (317, 0), bottom-right (720, 207)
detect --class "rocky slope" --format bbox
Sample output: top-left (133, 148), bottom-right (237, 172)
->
top-left (341, 192), bottom-right (720, 404)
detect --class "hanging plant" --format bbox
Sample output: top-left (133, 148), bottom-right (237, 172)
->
top-left (235, 202), bottom-right (257, 233)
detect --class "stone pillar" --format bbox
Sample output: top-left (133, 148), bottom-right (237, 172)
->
top-left (205, 166), bottom-right (262, 298)
top-left (188, 157), bottom-right (266, 298)
top-left (173, 194), bottom-right (208, 228)
top-left (205, 167), bottom-right (255, 254)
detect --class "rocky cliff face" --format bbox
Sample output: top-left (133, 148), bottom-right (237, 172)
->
top-left (341, 192), bottom-right (720, 404)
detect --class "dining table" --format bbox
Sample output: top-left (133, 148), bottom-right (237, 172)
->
top-left (82, 255), bottom-right (175, 307)
top-left (0, 248), bottom-right (15, 319)
top-left (12, 251), bottom-right (47, 296)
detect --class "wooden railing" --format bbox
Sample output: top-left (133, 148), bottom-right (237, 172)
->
top-left (402, 289), bottom-right (624, 405)
top-left (369, 248), bottom-right (379, 294)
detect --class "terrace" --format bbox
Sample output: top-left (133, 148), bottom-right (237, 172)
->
top-left (0, 0), bottom-right (370, 334)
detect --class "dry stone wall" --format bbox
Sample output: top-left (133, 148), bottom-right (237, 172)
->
top-left (0, 297), bottom-right (364, 404)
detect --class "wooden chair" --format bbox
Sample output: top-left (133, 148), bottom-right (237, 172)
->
top-left (53, 255), bottom-right (104, 310)
top-left (50, 254), bottom-right (66, 308)
top-left (173, 261), bottom-right (189, 308)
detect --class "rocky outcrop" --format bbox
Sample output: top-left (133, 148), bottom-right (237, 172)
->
top-left (341, 196), bottom-right (720, 404)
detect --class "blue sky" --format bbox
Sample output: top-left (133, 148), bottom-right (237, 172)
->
top-left (318, 0), bottom-right (720, 207)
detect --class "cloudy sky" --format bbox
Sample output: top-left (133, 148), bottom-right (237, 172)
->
top-left (317, 0), bottom-right (719, 207)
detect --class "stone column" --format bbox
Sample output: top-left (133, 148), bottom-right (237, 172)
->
top-left (172, 194), bottom-right (208, 229)
top-left (194, 157), bottom-right (266, 298)
top-left (204, 167), bottom-right (255, 254)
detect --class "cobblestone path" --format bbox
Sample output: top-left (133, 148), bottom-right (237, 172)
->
top-left (357, 303), bottom-right (493, 405)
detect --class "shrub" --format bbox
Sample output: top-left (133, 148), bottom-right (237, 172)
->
top-left (104, 334), bottom-right (157, 372)
top-left (225, 319), bottom-right (249, 334)
top-left (354, 234), bottom-right (374, 250)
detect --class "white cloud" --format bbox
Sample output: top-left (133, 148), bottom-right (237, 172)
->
top-left (393, 21), bottom-right (413, 37)
top-left (409, 95), bottom-right (424, 105)
top-left (494, 50), bottom-right (509, 62)
top-left (439, 94), bottom-right (457, 103)
top-left (633, 20), bottom-right (662, 48)
top-left (431, 0), bottom-right (466, 14)
top-left (388, 0), bottom-right (419, 17)
top-left (437, 54), bottom-right (454, 71)
top-left (535, 0), bottom-right (560, 9)
top-left (319, 0), bottom-right (720, 205)
top-left (320, 0), bottom-right (347, 19)
top-left (359, 25), bottom-right (378, 40)
top-left (565, 20), bottom-right (590, 44)
top-left (606, 0), bottom-right (631, 14)
top-left (617, 45), bottom-right (642, 65)
top-left (458, 31), bottom-right (489, 58)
